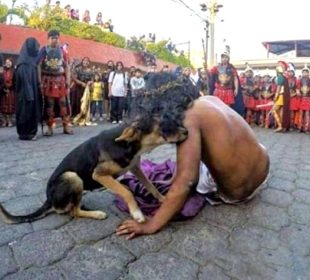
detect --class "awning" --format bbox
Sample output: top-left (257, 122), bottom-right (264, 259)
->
top-left (262, 40), bottom-right (310, 56)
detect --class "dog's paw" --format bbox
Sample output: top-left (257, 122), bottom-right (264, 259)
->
top-left (94, 211), bottom-right (107, 220)
top-left (131, 209), bottom-right (145, 223)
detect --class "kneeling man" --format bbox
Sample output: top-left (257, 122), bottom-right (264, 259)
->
top-left (117, 73), bottom-right (270, 239)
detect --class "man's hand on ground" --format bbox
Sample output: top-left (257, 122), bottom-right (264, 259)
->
top-left (116, 219), bottom-right (155, 240)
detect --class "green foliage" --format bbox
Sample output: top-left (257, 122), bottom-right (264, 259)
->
top-left (0, 2), bottom-right (8, 23)
top-left (0, 2), bottom-right (188, 66)
top-left (146, 41), bottom-right (191, 67)
top-left (126, 37), bottom-right (145, 51)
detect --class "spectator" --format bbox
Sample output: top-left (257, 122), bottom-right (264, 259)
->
top-left (71, 57), bottom-right (94, 117)
top-left (90, 73), bottom-right (104, 122)
top-left (130, 68), bottom-right (145, 97)
top-left (74, 9), bottom-right (80, 21)
top-left (108, 61), bottom-right (127, 123)
top-left (82, 10), bottom-right (91, 24)
top-left (144, 63), bottom-right (157, 81)
top-left (182, 67), bottom-right (196, 86)
top-left (64, 4), bottom-right (71, 18)
top-left (196, 69), bottom-right (209, 96)
top-left (124, 66), bottom-right (136, 117)
top-left (95, 12), bottom-right (103, 26)
top-left (128, 68), bottom-right (145, 117)
top-left (70, 9), bottom-right (79, 20)
top-left (104, 19), bottom-right (114, 32)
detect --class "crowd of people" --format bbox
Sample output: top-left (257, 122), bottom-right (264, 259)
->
top-left (45, 0), bottom-right (114, 32)
top-left (1, 27), bottom-right (310, 141)
top-left (238, 61), bottom-right (310, 133)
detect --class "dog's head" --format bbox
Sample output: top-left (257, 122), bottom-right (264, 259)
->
top-left (115, 117), bottom-right (188, 151)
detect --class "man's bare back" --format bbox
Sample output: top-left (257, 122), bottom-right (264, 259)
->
top-left (180, 96), bottom-right (269, 201)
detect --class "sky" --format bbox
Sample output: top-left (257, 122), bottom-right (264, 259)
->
top-left (3, 0), bottom-right (310, 65)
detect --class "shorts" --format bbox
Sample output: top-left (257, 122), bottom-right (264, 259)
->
top-left (196, 157), bottom-right (268, 205)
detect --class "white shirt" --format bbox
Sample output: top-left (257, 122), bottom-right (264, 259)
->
top-left (109, 71), bottom-right (128, 97)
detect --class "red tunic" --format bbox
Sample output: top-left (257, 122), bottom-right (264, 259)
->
top-left (39, 46), bottom-right (69, 98)
top-left (211, 64), bottom-right (237, 105)
top-left (288, 77), bottom-right (300, 111)
top-left (297, 78), bottom-right (310, 111)
top-left (0, 68), bottom-right (15, 114)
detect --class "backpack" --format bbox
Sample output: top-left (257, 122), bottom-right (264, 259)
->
top-left (111, 71), bottom-right (126, 86)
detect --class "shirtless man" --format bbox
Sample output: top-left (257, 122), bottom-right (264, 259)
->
top-left (116, 75), bottom-right (270, 240)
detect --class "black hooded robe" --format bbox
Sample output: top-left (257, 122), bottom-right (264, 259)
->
top-left (15, 37), bottom-right (41, 140)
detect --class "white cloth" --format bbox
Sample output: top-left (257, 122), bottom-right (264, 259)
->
top-left (196, 162), bottom-right (217, 194)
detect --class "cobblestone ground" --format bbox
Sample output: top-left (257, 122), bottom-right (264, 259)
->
top-left (0, 123), bottom-right (309, 280)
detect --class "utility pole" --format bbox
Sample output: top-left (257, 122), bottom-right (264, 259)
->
top-left (209, 0), bottom-right (223, 66)
top-left (209, 1), bottom-right (215, 66)
top-left (204, 20), bottom-right (209, 67)
top-left (201, 0), bottom-right (223, 67)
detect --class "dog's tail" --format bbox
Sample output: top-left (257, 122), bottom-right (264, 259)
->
top-left (0, 200), bottom-right (52, 224)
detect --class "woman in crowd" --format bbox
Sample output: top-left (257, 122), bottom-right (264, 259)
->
top-left (71, 57), bottom-right (94, 117)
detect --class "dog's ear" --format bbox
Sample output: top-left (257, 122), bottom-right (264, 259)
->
top-left (115, 127), bottom-right (140, 142)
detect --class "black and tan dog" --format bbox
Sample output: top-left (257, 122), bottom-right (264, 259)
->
top-left (0, 120), bottom-right (188, 224)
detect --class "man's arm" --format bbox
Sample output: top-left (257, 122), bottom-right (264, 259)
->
top-left (116, 113), bottom-right (202, 239)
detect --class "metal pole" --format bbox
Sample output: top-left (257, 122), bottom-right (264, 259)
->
top-left (209, 0), bottom-right (216, 66)
top-left (205, 20), bottom-right (209, 66)
top-left (188, 40), bottom-right (191, 62)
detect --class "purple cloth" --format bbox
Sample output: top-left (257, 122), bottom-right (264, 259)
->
top-left (114, 159), bottom-right (206, 220)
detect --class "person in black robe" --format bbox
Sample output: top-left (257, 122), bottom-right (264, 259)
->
top-left (15, 37), bottom-right (41, 140)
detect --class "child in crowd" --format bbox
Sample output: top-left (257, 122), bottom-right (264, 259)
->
top-left (90, 74), bottom-right (104, 121)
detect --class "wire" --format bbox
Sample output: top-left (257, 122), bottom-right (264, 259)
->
top-left (171, 0), bottom-right (206, 21)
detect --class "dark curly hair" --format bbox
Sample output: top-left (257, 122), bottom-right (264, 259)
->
top-left (130, 72), bottom-right (200, 137)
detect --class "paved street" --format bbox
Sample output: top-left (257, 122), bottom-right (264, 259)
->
top-left (0, 123), bottom-right (309, 280)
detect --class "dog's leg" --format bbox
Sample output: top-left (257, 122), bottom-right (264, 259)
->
top-left (130, 164), bottom-right (165, 202)
top-left (92, 173), bottom-right (145, 223)
top-left (71, 206), bottom-right (107, 220)
top-left (55, 172), bottom-right (107, 220)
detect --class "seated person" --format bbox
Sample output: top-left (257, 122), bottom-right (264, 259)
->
top-left (116, 72), bottom-right (270, 239)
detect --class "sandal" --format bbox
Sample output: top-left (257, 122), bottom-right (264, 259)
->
top-left (44, 128), bottom-right (53, 136)
top-left (63, 128), bottom-right (74, 135)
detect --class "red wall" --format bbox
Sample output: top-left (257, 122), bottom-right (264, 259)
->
top-left (0, 24), bottom-right (176, 70)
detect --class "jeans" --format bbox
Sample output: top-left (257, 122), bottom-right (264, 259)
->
top-left (91, 100), bottom-right (103, 117)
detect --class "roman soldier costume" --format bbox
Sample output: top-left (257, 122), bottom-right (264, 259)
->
top-left (242, 66), bottom-right (258, 124)
top-left (210, 50), bottom-right (238, 106)
top-left (287, 64), bottom-right (299, 129)
top-left (259, 74), bottom-right (274, 128)
top-left (272, 61), bottom-right (290, 132)
top-left (297, 66), bottom-right (310, 133)
top-left (38, 30), bottom-right (73, 135)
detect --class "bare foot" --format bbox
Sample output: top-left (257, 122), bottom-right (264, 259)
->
top-left (274, 127), bottom-right (283, 133)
